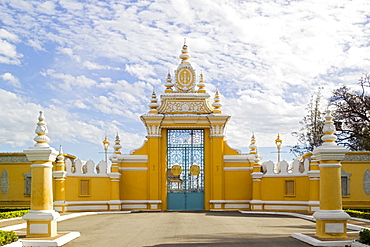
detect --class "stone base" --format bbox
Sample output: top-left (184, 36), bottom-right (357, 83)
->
top-left (22, 210), bottom-right (60, 238)
top-left (313, 210), bottom-right (350, 238)
top-left (292, 232), bottom-right (357, 247)
top-left (11, 231), bottom-right (80, 247)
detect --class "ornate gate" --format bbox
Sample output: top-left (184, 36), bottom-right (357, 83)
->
top-left (167, 129), bottom-right (204, 210)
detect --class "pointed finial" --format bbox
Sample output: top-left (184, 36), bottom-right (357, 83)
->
top-left (57, 145), bottom-right (64, 162)
top-left (33, 111), bottom-right (51, 148)
top-left (249, 133), bottom-right (257, 154)
top-left (148, 89), bottom-right (159, 114)
top-left (212, 89), bottom-right (222, 113)
top-left (113, 133), bottom-right (122, 155)
top-left (184, 37), bottom-right (186, 45)
top-left (321, 110), bottom-right (337, 146)
top-left (164, 72), bottom-right (174, 93)
top-left (197, 72), bottom-right (206, 93)
top-left (179, 42), bottom-right (190, 62)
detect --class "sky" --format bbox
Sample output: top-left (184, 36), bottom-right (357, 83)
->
top-left (0, 0), bottom-right (370, 163)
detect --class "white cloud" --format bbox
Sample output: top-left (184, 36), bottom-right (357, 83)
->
top-left (0, 72), bottom-right (21, 88)
top-left (1, 0), bottom-right (370, 161)
top-left (0, 29), bottom-right (19, 42)
top-left (0, 39), bottom-right (22, 65)
top-left (43, 70), bottom-right (97, 91)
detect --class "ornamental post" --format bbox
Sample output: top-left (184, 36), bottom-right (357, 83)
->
top-left (313, 110), bottom-right (349, 238)
top-left (23, 111), bottom-right (59, 237)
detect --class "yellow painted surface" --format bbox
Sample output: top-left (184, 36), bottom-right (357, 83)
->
top-left (0, 161), bottom-right (31, 207)
top-left (319, 166), bottom-right (342, 210)
top-left (224, 170), bottom-right (251, 200)
top-left (64, 177), bottom-right (110, 202)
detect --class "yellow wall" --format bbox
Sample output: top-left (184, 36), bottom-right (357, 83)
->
top-left (0, 153), bottom-right (31, 207)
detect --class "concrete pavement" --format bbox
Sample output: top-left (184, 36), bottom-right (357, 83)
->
top-left (58, 211), bottom-right (314, 246)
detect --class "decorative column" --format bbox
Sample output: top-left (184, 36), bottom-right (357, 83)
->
top-left (52, 146), bottom-right (68, 213)
top-left (108, 133), bottom-right (122, 211)
top-left (23, 111), bottom-right (59, 237)
top-left (313, 110), bottom-right (349, 238)
top-left (307, 153), bottom-right (320, 213)
top-left (249, 134), bottom-right (263, 211)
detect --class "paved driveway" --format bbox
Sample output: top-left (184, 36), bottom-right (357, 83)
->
top-left (59, 211), bottom-right (313, 246)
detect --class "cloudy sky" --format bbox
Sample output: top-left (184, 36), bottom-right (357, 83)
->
top-left (1, 0), bottom-right (369, 162)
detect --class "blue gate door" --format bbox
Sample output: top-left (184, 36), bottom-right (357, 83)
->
top-left (167, 129), bottom-right (204, 210)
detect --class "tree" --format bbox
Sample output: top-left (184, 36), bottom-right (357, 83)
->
top-left (329, 74), bottom-right (370, 150)
top-left (290, 90), bottom-right (325, 157)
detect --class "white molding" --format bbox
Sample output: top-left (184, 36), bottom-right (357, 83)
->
top-left (209, 200), bottom-right (250, 203)
top-left (120, 167), bottom-right (148, 171)
top-left (121, 204), bottom-right (147, 209)
top-left (66, 205), bottom-right (108, 211)
top-left (122, 200), bottom-right (162, 204)
top-left (224, 204), bottom-right (249, 209)
top-left (223, 155), bottom-right (249, 163)
top-left (264, 205), bottom-right (308, 211)
top-left (118, 155), bottom-right (148, 163)
top-left (223, 167), bottom-right (252, 171)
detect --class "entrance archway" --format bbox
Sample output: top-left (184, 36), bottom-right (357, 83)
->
top-left (167, 129), bottom-right (204, 210)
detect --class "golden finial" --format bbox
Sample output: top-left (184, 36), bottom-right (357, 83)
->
top-left (148, 88), bottom-right (159, 114)
top-left (212, 89), bottom-right (222, 113)
top-left (164, 72), bottom-right (174, 93)
top-left (179, 41), bottom-right (190, 62)
top-left (33, 111), bottom-right (51, 148)
top-left (197, 71), bottom-right (206, 93)
top-left (249, 133), bottom-right (257, 154)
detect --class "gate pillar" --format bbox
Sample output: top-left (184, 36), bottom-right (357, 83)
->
top-left (313, 110), bottom-right (349, 239)
top-left (23, 111), bottom-right (59, 238)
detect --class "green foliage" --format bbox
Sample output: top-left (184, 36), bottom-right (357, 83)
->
top-left (0, 207), bottom-right (29, 213)
top-left (345, 209), bottom-right (370, 220)
top-left (0, 210), bottom-right (29, 219)
top-left (359, 228), bottom-right (370, 245)
top-left (329, 75), bottom-right (370, 151)
top-left (291, 90), bottom-right (325, 157)
top-left (0, 231), bottom-right (18, 246)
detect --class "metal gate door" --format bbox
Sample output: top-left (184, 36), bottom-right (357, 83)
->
top-left (167, 129), bottom-right (204, 210)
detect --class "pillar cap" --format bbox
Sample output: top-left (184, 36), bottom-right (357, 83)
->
top-left (24, 146), bottom-right (58, 162)
top-left (313, 210), bottom-right (350, 221)
top-left (23, 210), bottom-right (60, 221)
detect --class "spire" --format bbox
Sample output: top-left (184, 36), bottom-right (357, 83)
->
top-left (179, 41), bottom-right (190, 63)
top-left (164, 72), bottom-right (174, 93)
top-left (212, 89), bottom-right (222, 113)
top-left (197, 72), bottom-right (206, 93)
top-left (321, 110), bottom-right (337, 146)
top-left (113, 133), bottom-right (122, 155)
top-left (148, 88), bottom-right (159, 114)
top-left (33, 111), bottom-right (51, 148)
top-left (56, 145), bottom-right (65, 164)
top-left (249, 133), bottom-right (257, 155)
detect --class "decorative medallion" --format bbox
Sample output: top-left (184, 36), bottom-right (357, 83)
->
top-left (171, 165), bottom-right (182, 176)
top-left (190, 165), bottom-right (200, 176)
top-left (364, 169), bottom-right (370, 196)
top-left (1, 169), bottom-right (9, 195)
top-left (176, 67), bottom-right (195, 92)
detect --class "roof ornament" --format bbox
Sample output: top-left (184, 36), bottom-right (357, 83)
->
top-left (179, 40), bottom-right (190, 63)
top-left (249, 133), bottom-right (257, 155)
top-left (212, 89), bottom-right (222, 113)
top-left (164, 71), bottom-right (174, 93)
top-left (34, 111), bottom-right (51, 148)
top-left (113, 133), bottom-right (122, 155)
top-left (197, 71), bottom-right (206, 93)
top-left (148, 88), bottom-right (159, 114)
top-left (321, 110), bottom-right (337, 146)
top-left (56, 145), bottom-right (64, 161)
